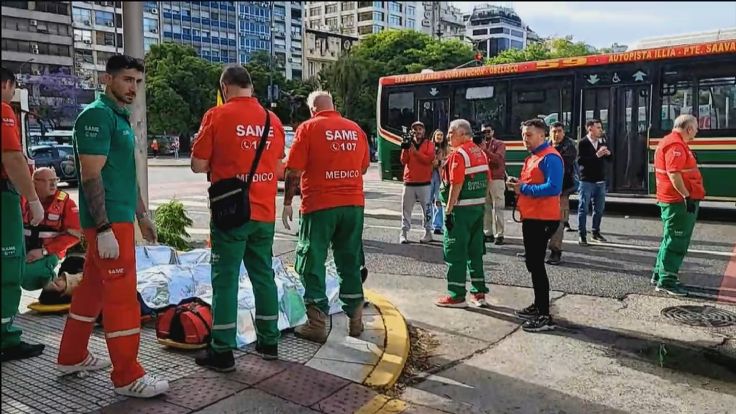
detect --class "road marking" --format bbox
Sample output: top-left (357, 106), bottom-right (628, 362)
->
top-left (719, 244), bottom-right (736, 303)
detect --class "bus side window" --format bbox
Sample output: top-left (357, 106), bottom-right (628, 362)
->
top-left (660, 80), bottom-right (693, 132)
top-left (510, 77), bottom-right (573, 135)
top-left (697, 76), bottom-right (736, 131)
top-left (452, 83), bottom-right (507, 137)
top-left (385, 91), bottom-right (415, 133)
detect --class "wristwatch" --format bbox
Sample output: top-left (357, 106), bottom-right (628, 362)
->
top-left (41, 248), bottom-right (48, 257)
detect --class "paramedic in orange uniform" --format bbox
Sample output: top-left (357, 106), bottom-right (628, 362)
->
top-left (1, 66), bottom-right (46, 362)
top-left (651, 114), bottom-right (705, 297)
top-left (191, 65), bottom-right (286, 368)
top-left (21, 167), bottom-right (81, 290)
top-left (57, 55), bottom-right (168, 398)
top-left (282, 90), bottom-right (370, 343)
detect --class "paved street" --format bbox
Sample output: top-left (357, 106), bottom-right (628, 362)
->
top-left (65, 162), bottom-right (736, 303)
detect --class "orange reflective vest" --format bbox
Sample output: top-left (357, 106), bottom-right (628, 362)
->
top-left (517, 145), bottom-right (562, 221)
top-left (22, 190), bottom-right (80, 257)
top-left (654, 132), bottom-right (705, 203)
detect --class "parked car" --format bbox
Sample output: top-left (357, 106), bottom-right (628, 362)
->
top-left (29, 144), bottom-right (77, 187)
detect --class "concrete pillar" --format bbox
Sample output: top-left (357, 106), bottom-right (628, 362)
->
top-left (122, 2), bottom-right (148, 207)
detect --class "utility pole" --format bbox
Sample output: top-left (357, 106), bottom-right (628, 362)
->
top-left (122, 2), bottom-right (149, 211)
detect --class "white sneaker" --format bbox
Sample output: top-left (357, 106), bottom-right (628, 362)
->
top-left (420, 230), bottom-right (433, 243)
top-left (115, 374), bottom-right (169, 398)
top-left (399, 232), bottom-right (409, 244)
top-left (58, 351), bottom-right (111, 374)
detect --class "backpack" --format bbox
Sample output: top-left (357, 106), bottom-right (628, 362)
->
top-left (155, 297), bottom-right (213, 346)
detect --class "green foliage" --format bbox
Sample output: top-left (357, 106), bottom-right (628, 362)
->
top-left (321, 30), bottom-right (475, 133)
top-left (145, 43), bottom-right (221, 135)
top-left (154, 199), bottom-right (194, 251)
top-left (487, 37), bottom-right (595, 65)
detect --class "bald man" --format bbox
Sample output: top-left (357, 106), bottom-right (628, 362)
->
top-left (283, 91), bottom-right (370, 343)
top-left (21, 167), bottom-right (81, 291)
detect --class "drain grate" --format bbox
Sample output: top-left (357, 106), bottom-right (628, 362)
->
top-left (661, 305), bottom-right (736, 328)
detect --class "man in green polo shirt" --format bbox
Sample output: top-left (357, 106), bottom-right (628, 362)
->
top-left (56, 54), bottom-right (168, 399)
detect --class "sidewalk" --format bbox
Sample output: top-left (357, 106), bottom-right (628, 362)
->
top-left (1, 290), bottom-right (420, 414)
top-left (147, 156), bottom-right (191, 167)
top-left (364, 272), bottom-right (736, 414)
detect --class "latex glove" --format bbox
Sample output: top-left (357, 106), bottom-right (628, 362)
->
top-left (282, 205), bottom-right (293, 230)
top-left (28, 199), bottom-right (44, 226)
top-left (138, 216), bottom-right (158, 244)
top-left (445, 212), bottom-right (455, 232)
top-left (97, 229), bottom-right (120, 260)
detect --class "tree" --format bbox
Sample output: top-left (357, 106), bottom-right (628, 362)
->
top-left (145, 43), bottom-right (220, 135)
top-left (486, 36), bottom-right (595, 65)
top-left (322, 30), bottom-right (475, 131)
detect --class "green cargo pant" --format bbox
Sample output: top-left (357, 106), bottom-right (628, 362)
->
top-left (653, 201), bottom-right (699, 287)
top-left (210, 220), bottom-right (279, 352)
top-left (22, 254), bottom-right (60, 291)
top-left (444, 205), bottom-right (489, 299)
top-left (296, 206), bottom-right (364, 317)
top-left (1, 190), bottom-right (25, 350)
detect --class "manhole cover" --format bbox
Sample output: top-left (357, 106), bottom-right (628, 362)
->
top-left (661, 305), bottom-right (736, 328)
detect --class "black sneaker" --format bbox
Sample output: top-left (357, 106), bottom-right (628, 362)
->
top-left (494, 236), bottom-right (505, 245)
top-left (1, 341), bottom-right (45, 362)
top-left (591, 232), bottom-right (607, 242)
top-left (360, 266), bottom-right (368, 283)
top-left (195, 347), bottom-right (235, 372)
top-left (546, 251), bottom-right (561, 265)
top-left (255, 343), bottom-right (278, 361)
top-left (515, 304), bottom-right (539, 320)
top-left (522, 315), bottom-right (555, 332)
top-left (433, 229), bottom-right (442, 235)
top-left (484, 235), bottom-right (494, 243)
top-left (578, 236), bottom-right (588, 246)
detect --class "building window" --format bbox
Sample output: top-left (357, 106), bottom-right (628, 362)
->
top-left (35, 1), bottom-right (70, 15)
top-left (144, 37), bottom-right (157, 52)
top-left (358, 12), bottom-right (373, 22)
top-left (406, 5), bottom-right (415, 16)
top-left (473, 29), bottom-right (487, 36)
top-left (96, 31), bottom-right (122, 47)
top-left (325, 17), bottom-right (338, 29)
top-left (388, 15), bottom-right (401, 27)
top-left (358, 25), bottom-right (372, 35)
top-left (309, 7), bottom-right (321, 16)
top-left (325, 3), bottom-right (338, 14)
top-left (342, 3), bottom-right (355, 11)
top-left (94, 10), bottom-right (115, 27)
top-left (75, 49), bottom-right (94, 64)
top-left (388, 2), bottom-right (401, 13)
top-left (373, 24), bottom-right (383, 33)
top-left (510, 29), bottom-right (524, 38)
top-left (510, 40), bottom-right (523, 49)
top-left (374, 1), bottom-right (383, 9)
top-left (373, 11), bottom-right (384, 21)
top-left (73, 7), bottom-right (93, 25)
top-left (74, 29), bottom-right (93, 43)
top-left (341, 15), bottom-right (354, 27)
top-left (144, 18), bottom-right (157, 33)
top-left (406, 18), bottom-right (415, 29)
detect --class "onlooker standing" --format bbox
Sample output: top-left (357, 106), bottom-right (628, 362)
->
top-left (511, 119), bottom-right (563, 332)
top-left (399, 121), bottom-right (435, 244)
top-left (151, 139), bottom-right (159, 158)
top-left (479, 124), bottom-right (506, 245)
top-left (546, 122), bottom-right (577, 265)
top-left (172, 137), bottom-right (180, 160)
top-left (577, 119), bottom-right (611, 246)
top-left (652, 114), bottom-right (705, 296)
top-left (429, 129), bottom-right (448, 235)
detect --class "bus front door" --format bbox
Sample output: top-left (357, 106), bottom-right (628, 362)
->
top-left (417, 98), bottom-right (450, 135)
top-left (581, 85), bottom-right (650, 194)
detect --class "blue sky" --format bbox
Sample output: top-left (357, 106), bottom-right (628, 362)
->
top-left (452, 2), bottom-right (736, 48)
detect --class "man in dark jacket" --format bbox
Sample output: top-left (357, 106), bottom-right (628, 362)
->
top-left (576, 119), bottom-right (611, 245)
top-left (546, 122), bottom-right (577, 265)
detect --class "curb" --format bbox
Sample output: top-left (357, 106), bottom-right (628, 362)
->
top-left (363, 289), bottom-right (410, 389)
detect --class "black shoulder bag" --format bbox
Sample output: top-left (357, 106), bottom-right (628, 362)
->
top-left (208, 108), bottom-right (271, 231)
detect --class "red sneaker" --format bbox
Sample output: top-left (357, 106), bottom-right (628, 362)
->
top-left (470, 293), bottom-right (488, 307)
top-left (434, 296), bottom-right (467, 308)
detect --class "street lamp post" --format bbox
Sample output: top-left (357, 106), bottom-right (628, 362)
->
top-left (268, 1), bottom-right (274, 107)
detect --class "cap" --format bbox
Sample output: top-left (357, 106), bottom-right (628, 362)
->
top-left (411, 121), bottom-right (425, 129)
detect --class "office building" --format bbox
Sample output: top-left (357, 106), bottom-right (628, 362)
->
top-left (70, 1), bottom-right (124, 89)
top-left (464, 4), bottom-right (537, 58)
top-left (305, 1), bottom-right (420, 39)
top-left (160, 1), bottom-right (238, 64)
top-left (418, 2), bottom-right (464, 40)
top-left (1, 1), bottom-right (74, 78)
top-left (271, 1), bottom-right (304, 80)
top-left (303, 28), bottom-right (358, 80)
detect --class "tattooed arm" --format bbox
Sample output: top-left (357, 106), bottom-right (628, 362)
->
top-left (78, 154), bottom-right (110, 228)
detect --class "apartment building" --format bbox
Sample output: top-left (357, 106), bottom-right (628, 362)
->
top-left (160, 0), bottom-right (238, 64)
